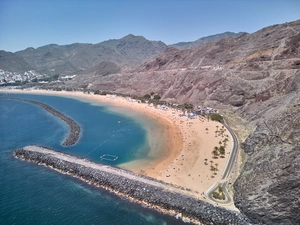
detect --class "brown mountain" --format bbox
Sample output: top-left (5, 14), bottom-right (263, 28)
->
top-left (171, 31), bottom-right (247, 50)
top-left (73, 20), bottom-right (300, 225)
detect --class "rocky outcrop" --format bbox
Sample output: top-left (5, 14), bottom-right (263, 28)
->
top-left (14, 146), bottom-right (252, 225)
top-left (234, 133), bottom-right (300, 225)
top-left (233, 93), bottom-right (300, 225)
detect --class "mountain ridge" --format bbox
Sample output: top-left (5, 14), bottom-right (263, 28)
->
top-left (171, 31), bottom-right (247, 50)
top-left (0, 34), bottom-right (168, 76)
top-left (0, 32), bottom-right (249, 76)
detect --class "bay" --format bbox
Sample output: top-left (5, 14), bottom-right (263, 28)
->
top-left (0, 93), bottom-right (186, 225)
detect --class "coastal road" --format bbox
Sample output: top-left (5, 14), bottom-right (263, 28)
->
top-left (207, 182), bottom-right (232, 204)
top-left (221, 123), bottom-right (239, 179)
top-left (206, 122), bottom-right (239, 204)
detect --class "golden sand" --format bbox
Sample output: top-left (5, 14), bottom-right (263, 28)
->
top-left (1, 89), bottom-right (233, 198)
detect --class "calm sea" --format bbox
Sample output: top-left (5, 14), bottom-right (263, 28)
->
top-left (0, 93), bottom-right (186, 225)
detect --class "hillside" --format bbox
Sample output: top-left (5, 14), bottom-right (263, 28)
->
top-left (0, 50), bottom-right (33, 72)
top-left (171, 32), bottom-right (247, 50)
top-left (2, 35), bottom-right (167, 76)
top-left (0, 32), bottom-right (249, 77)
top-left (70, 20), bottom-right (300, 225)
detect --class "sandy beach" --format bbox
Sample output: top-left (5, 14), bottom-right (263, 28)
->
top-left (1, 89), bottom-right (233, 198)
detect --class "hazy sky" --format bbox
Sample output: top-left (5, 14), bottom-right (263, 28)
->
top-left (0, 0), bottom-right (299, 52)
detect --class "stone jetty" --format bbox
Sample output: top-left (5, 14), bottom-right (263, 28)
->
top-left (14, 146), bottom-right (252, 225)
top-left (4, 97), bottom-right (80, 146)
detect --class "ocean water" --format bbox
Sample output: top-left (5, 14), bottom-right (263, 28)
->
top-left (0, 93), bottom-right (186, 225)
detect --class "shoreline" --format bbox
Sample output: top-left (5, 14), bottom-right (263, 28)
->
top-left (0, 89), bottom-right (236, 205)
top-left (14, 146), bottom-right (249, 225)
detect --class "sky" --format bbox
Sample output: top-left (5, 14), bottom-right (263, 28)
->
top-left (0, 0), bottom-right (299, 52)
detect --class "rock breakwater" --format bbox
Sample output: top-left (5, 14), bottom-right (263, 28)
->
top-left (14, 146), bottom-right (252, 225)
top-left (4, 97), bottom-right (80, 146)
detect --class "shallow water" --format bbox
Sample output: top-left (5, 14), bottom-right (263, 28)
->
top-left (0, 93), bottom-right (186, 225)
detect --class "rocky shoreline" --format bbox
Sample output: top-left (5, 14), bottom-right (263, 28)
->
top-left (14, 146), bottom-right (252, 225)
top-left (3, 97), bottom-right (80, 146)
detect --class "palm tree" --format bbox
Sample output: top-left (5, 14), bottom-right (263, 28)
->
top-left (210, 166), bottom-right (218, 175)
top-left (212, 149), bottom-right (219, 158)
top-left (205, 128), bottom-right (208, 134)
top-left (215, 163), bottom-right (219, 171)
top-left (223, 138), bottom-right (228, 148)
top-left (219, 146), bottom-right (225, 158)
top-left (221, 126), bottom-right (225, 137)
top-left (204, 158), bottom-right (208, 165)
top-left (210, 160), bottom-right (213, 168)
top-left (214, 167), bottom-right (218, 175)
top-left (212, 146), bottom-right (219, 158)
top-left (210, 166), bottom-right (215, 178)
top-left (216, 125), bottom-right (219, 131)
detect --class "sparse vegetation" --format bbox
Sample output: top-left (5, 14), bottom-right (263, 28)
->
top-left (94, 90), bottom-right (108, 95)
top-left (219, 146), bottom-right (226, 158)
top-left (143, 94), bottom-right (151, 99)
top-left (210, 114), bottom-right (224, 122)
top-left (204, 158), bottom-right (208, 165)
top-left (212, 146), bottom-right (219, 158)
top-left (153, 94), bottom-right (161, 100)
top-left (212, 185), bottom-right (226, 200)
top-left (94, 90), bottom-right (101, 95)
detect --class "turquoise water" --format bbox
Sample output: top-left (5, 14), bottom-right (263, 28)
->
top-left (0, 93), bottom-right (185, 225)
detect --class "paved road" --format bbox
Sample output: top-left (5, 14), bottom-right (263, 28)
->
top-left (221, 123), bottom-right (239, 179)
top-left (208, 182), bottom-right (232, 204)
top-left (207, 122), bottom-right (239, 204)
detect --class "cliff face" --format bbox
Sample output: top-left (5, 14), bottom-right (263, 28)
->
top-left (75, 20), bottom-right (300, 224)
top-left (234, 93), bottom-right (300, 225)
